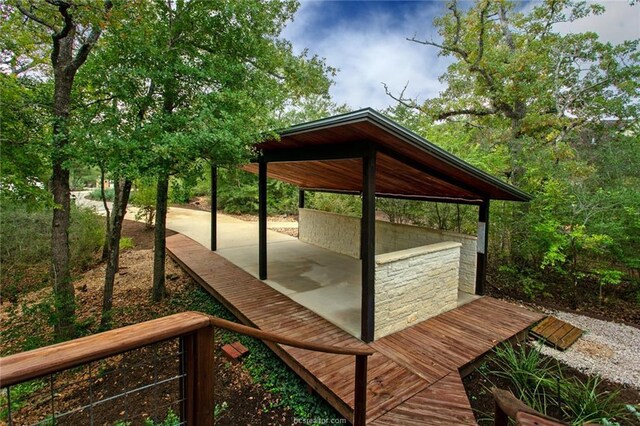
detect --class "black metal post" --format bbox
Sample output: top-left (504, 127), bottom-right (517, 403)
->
top-left (353, 354), bottom-right (369, 426)
top-left (476, 200), bottom-right (490, 295)
top-left (210, 164), bottom-right (217, 251)
top-left (361, 146), bottom-right (376, 342)
top-left (259, 160), bottom-right (268, 280)
top-left (298, 189), bottom-right (305, 209)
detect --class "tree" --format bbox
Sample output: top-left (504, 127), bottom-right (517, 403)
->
top-left (383, 0), bottom-right (640, 297)
top-left (0, 73), bottom-right (50, 204)
top-left (9, 0), bottom-right (114, 339)
top-left (388, 0), bottom-right (639, 182)
top-left (85, 0), bottom-right (334, 303)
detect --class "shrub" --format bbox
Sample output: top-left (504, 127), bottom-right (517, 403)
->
top-left (119, 237), bottom-right (135, 251)
top-left (169, 177), bottom-right (194, 204)
top-left (0, 202), bottom-right (104, 285)
top-left (0, 202), bottom-right (101, 312)
top-left (87, 187), bottom-right (115, 202)
top-left (130, 180), bottom-right (157, 229)
top-left (308, 192), bottom-right (360, 216)
top-left (488, 343), bottom-right (629, 424)
top-left (69, 205), bottom-right (105, 270)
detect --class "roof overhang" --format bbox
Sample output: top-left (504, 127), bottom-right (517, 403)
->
top-left (243, 108), bottom-right (531, 203)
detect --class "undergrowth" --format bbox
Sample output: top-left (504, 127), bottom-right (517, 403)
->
top-left (171, 287), bottom-right (343, 423)
top-left (484, 342), bottom-right (629, 425)
top-left (0, 202), bottom-right (104, 302)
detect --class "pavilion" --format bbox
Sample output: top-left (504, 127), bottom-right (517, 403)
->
top-left (209, 108), bottom-right (530, 342)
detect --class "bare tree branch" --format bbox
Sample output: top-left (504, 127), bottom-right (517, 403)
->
top-left (472, 0), bottom-right (489, 69)
top-left (407, 36), bottom-right (469, 60)
top-left (382, 82), bottom-right (427, 114)
top-left (437, 108), bottom-right (497, 120)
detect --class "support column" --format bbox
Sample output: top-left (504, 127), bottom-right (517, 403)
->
top-left (298, 189), bottom-right (305, 209)
top-left (210, 164), bottom-right (217, 251)
top-left (259, 160), bottom-right (268, 280)
top-left (361, 146), bottom-right (376, 342)
top-left (476, 200), bottom-right (490, 295)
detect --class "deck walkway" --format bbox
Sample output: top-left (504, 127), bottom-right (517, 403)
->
top-left (167, 234), bottom-right (544, 424)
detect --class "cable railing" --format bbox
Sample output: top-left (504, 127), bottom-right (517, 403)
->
top-left (0, 312), bottom-right (374, 426)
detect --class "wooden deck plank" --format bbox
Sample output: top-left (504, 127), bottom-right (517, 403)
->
top-left (532, 316), bottom-right (583, 351)
top-left (166, 233), bottom-right (544, 424)
top-left (369, 372), bottom-right (476, 425)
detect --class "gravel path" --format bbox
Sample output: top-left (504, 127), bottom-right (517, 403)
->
top-left (537, 310), bottom-right (640, 388)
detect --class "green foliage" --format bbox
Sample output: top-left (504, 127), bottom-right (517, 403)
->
top-left (119, 237), bottom-right (135, 251)
top-left (0, 202), bottom-right (104, 285)
top-left (143, 409), bottom-right (180, 426)
top-left (520, 277), bottom-right (547, 301)
top-left (69, 206), bottom-right (106, 271)
top-left (0, 380), bottom-right (45, 421)
top-left (491, 343), bottom-right (556, 414)
top-left (217, 168), bottom-right (259, 214)
top-left (307, 193), bottom-right (361, 217)
top-left (130, 180), bottom-right (157, 229)
top-left (217, 168), bottom-right (299, 215)
top-left (70, 166), bottom-right (101, 191)
top-left (0, 74), bottom-right (50, 205)
top-left (172, 287), bottom-right (341, 421)
top-left (88, 187), bottom-right (115, 202)
top-left (488, 343), bottom-right (628, 424)
top-left (561, 376), bottom-right (622, 425)
top-left (382, 0), bottom-right (640, 305)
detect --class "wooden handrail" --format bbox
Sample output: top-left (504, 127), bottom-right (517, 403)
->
top-left (493, 388), bottom-right (567, 425)
top-left (0, 312), bottom-right (373, 388)
top-left (0, 312), bottom-right (373, 426)
top-left (0, 311), bottom-right (210, 388)
top-left (208, 315), bottom-right (375, 357)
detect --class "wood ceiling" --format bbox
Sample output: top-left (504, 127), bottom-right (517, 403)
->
top-left (242, 109), bottom-right (530, 203)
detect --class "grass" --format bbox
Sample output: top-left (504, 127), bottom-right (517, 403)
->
top-left (120, 237), bottom-right (135, 250)
top-left (486, 342), bottom-right (628, 425)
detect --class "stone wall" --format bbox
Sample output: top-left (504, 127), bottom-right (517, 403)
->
top-left (298, 208), bottom-right (477, 293)
top-left (374, 242), bottom-right (461, 339)
top-left (298, 208), bottom-right (361, 258)
top-left (376, 221), bottom-right (477, 294)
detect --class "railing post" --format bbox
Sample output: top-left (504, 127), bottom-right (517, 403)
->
top-left (183, 325), bottom-right (215, 425)
top-left (494, 399), bottom-right (508, 426)
top-left (353, 354), bottom-right (368, 426)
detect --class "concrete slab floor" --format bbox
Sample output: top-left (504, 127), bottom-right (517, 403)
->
top-left (173, 212), bottom-right (478, 339)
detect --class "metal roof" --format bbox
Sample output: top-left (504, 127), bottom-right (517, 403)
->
top-left (243, 108), bottom-right (531, 203)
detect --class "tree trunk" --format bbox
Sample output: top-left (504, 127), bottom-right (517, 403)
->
top-left (51, 37), bottom-right (76, 341)
top-left (17, 0), bottom-right (111, 342)
top-left (100, 179), bottom-right (132, 328)
top-left (100, 167), bottom-right (112, 261)
top-left (152, 172), bottom-right (170, 302)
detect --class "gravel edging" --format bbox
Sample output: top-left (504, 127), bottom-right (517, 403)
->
top-left (537, 309), bottom-right (640, 388)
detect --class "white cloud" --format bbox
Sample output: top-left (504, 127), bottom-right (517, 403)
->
top-left (554, 1), bottom-right (640, 44)
top-left (283, 1), bottom-right (639, 112)
top-left (283, 1), bottom-right (450, 110)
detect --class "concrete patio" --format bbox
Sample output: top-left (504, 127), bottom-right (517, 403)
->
top-left (166, 208), bottom-right (478, 337)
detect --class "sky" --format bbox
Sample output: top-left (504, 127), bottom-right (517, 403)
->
top-left (281, 0), bottom-right (640, 111)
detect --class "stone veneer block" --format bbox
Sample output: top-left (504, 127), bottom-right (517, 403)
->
top-left (374, 242), bottom-right (461, 339)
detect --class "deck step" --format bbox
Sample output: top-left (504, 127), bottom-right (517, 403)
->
top-left (531, 316), bottom-right (582, 351)
top-left (221, 342), bottom-right (249, 362)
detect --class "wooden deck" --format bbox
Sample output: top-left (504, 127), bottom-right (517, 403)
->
top-left (167, 234), bottom-right (544, 424)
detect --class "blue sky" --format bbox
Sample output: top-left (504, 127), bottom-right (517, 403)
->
top-left (282, 0), bottom-right (640, 110)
